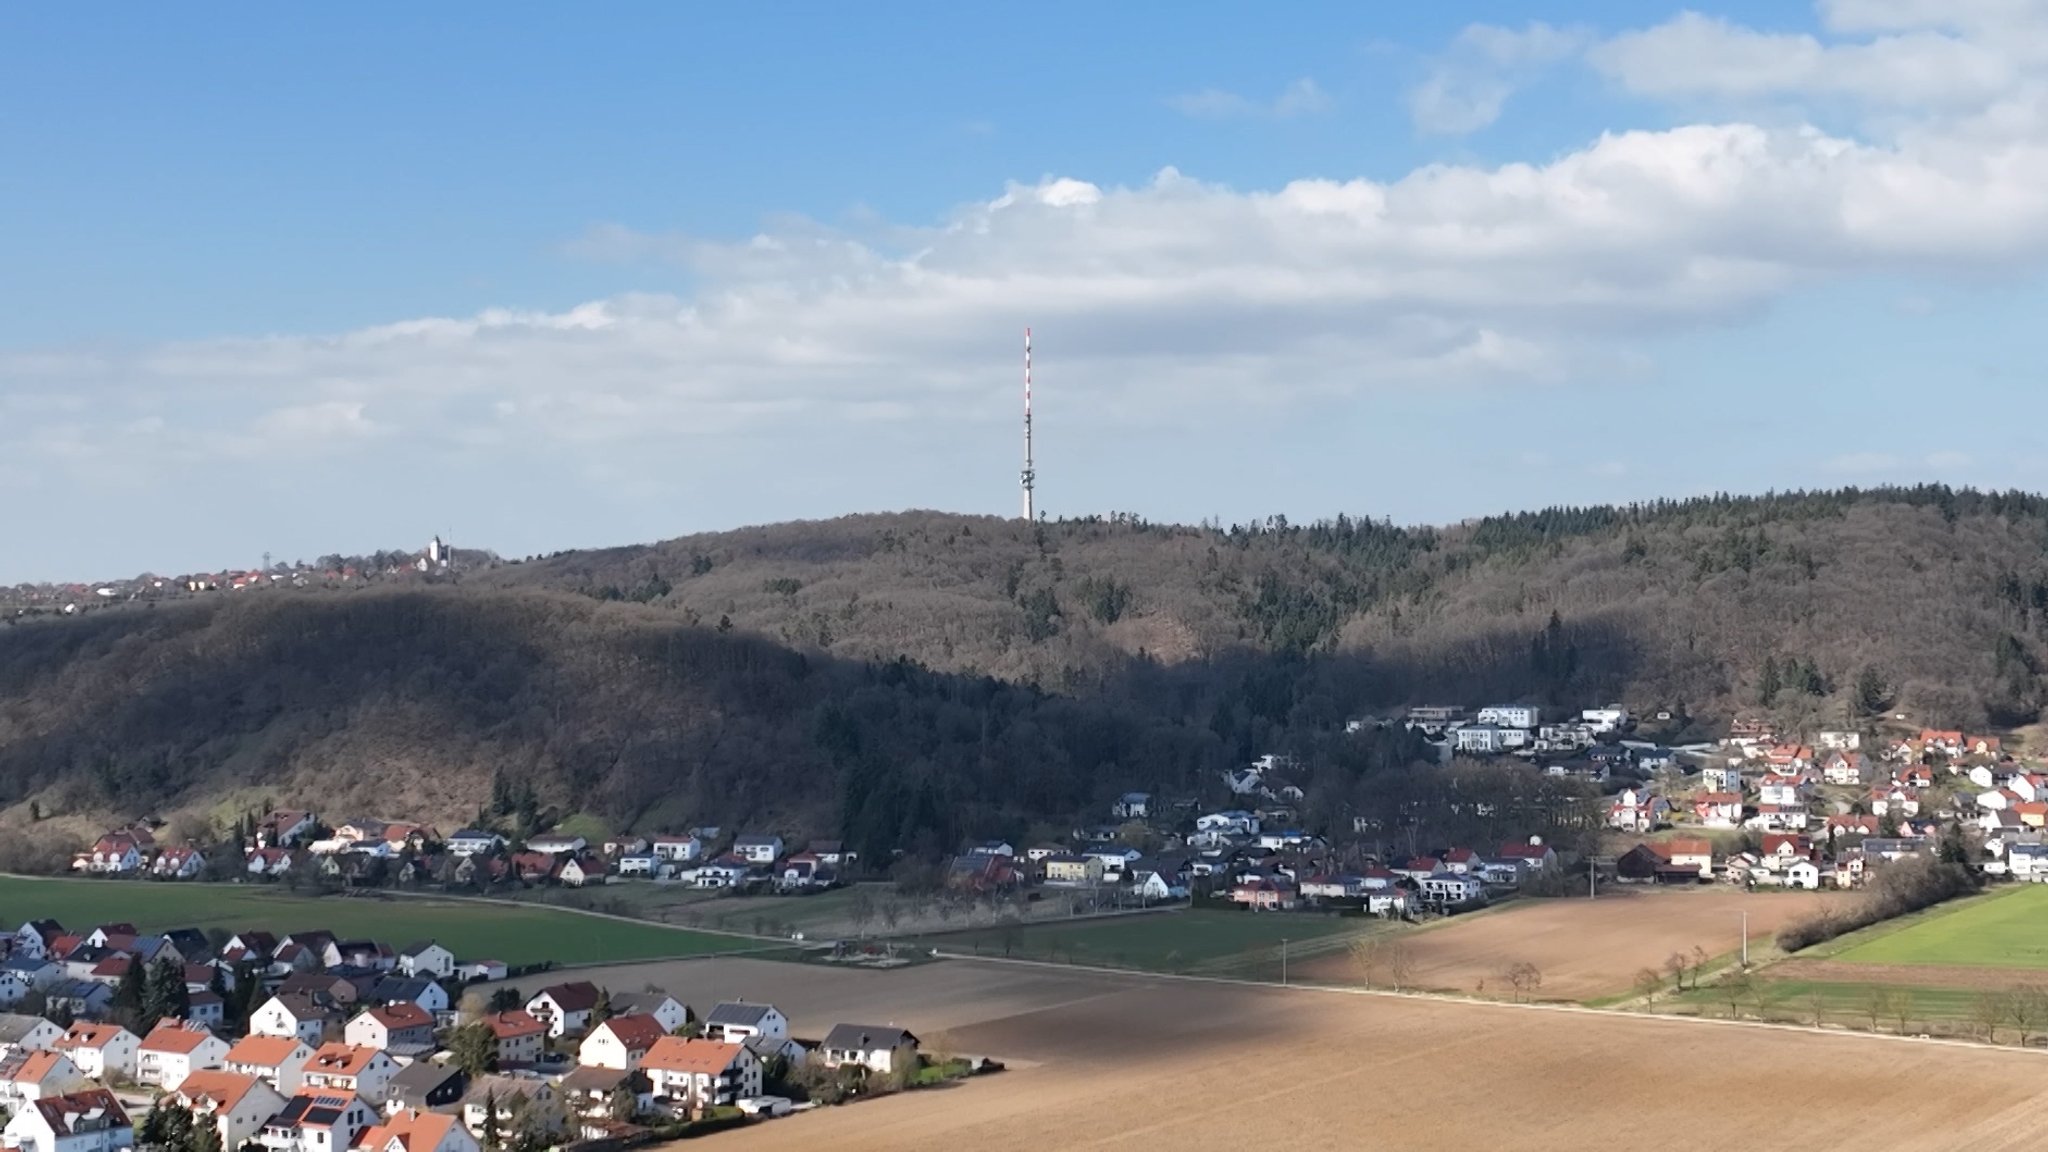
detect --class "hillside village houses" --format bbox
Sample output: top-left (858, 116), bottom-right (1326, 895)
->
top-left (0, 910), bottom-right (950, 1142)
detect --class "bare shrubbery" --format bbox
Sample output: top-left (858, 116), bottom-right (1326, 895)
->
top-left (1775, 857), bottom-right (1976, 953)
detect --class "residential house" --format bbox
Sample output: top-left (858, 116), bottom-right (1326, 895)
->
top-left (1230, 876), bottom-right (1297, 910)
top-left (443, 830), bottom-right (505, 858)
top-left (525, 982), bottom-right (602, 1039)
top-left (946, 853), bottom-right (1019, 893)
top-left (1699, 765), bottom-right (1743, 794)
top-left (525, 835), bottom-right (587, 856)
top-left (686, 858), bottom-right (746, 889)
top-left (0, 1016), bottom-right (64, 1057)
top-left (136, 1021), bottom-right (228, 1090)
top-left (0, 1051), bottom-right (84, 1111)
top-left (1871, 785), bottom-right (1922, 818)
top-left (250, 994), bottom-right (337, 1048)
top-left (382, 1063), bottom-right (467, 1115)
top-left (1128, 867), bottom-right (1180, 902)
top-left (732, 836), bottom-right (784, 865)
top-left (1194, 811), bottom-right (1259, 839)
top-left (1694, 793), bottom-right (1744, 828)
top-left (345, 1006), bottom-right (436, 1056)
top-left (616, 854), bottom-right (657, 878)
top-left (1616, 843), bottom-right (1696, 884)
top-left (225, 1035), bottom-right (314, 1096)
top-left (1746, 804), bottom-right (1811, 832)
top-left (187, 991), bottom-right (227, 1031)
top-left (258, 810), bottom-right (318, 848)
top-left (967, 840), bottom-right (1016, 858)
top-left (577, 1015), bottom-right (668, 1071)
top-left (458, 1077), bottom-right (555, 1141)
top-left (256, 1091), bottom-right (380, 1152)
top-left (0, 960), bottom-right (57, 1008)
top-left (2007, 842), bottom-right (2048, 881)
top-left (648, 835), bottom-right (703, 864)
top-left (774, 852), bottom-right (835, 892)
top-left (1757, 779), bottom-right (1808, 808)
top-left (245, 848), bottom-right (295, 879)
top-left (174, 1071), bottom-right (289, 1152)
top-left (1782, 859), bottom-right (1823, 890)
top-left (80, 834), bottom-right (147, 876)
top-left (557, 856), bottom-right (606, 888)
top-left (817, 1025), bottom-right (919, 1077)
top-left (1822, 752), bottom-right (1868, 786)
top-left (1862, 837), bottom-right (1934, 862)
top-left (151, 847), bottom-right (207, 880)
top-left (703, 1002), bottom-right (787, 1046)
top-left (479, 1012), bottom-right (546, 1068)
top-left (640, 1038), bottom-right (762, 1110)
top-left (1607, 789), bottom-right (1671, 833)
top-left (370, 978), bottom-right (450, 1017)
top-left (395, 943), bottom-right (455, 981)
top-left (1661, 838), bottom-right (1714, 879)
top-left (1824, 814), bottom-right (1881, 840)
top-left (41, 981), bottom-right (113, 1021)
top-left (455, 961), bottom-right (508, 984)
top-left (610, 993), bottom-right (690, 1035)
top-left (1498, 841), bottom-right (1558, 871)
top-left (1476, 704), bottom-right (1541, 729)
top-left (1112, 792), bottom-right (1151, 820)
top-left (1418, 873), bottom-right (1487, 906)
top-left (357, 1108), bottom-right (479, 1152)
top-left (300, 1044), bottom-right (398, 1101)
top-left (1760, 834), bottom-right (1816, 866)
top-left (1, 1089), bottom-right (132, 1152)
top-left (1041, 855), bottom-right (1105, 886)
top-left (49, 1025), bottom-right (137, 1083)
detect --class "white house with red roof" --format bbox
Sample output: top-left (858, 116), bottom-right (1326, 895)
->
top-left (1497, 840), bottom-right (1557, 871)
top-left (0, 1050), bottom-right (85, 1110)
top-left (136, 1021), bottom-right (228, 1091)
top-left (224, 1035), bottom-right (314, 1095)
top-left (300, 1044), bottom-right (398, 1101)
top-left (1440, 848), bottom-right (1482, 874)
top-left (1606, 789), bottom-right (1670, 833)
top-left (174, 1071), bottom-right (289, 1152)
top-left (49, 1024), bottom-right (137, 1082)
top-left (1, 1088), bottom-right (131, 1152)
top-left (577, 1015), bottom-right (669, 1071)
top-left (1694, 792), bottom-right (1743, 828)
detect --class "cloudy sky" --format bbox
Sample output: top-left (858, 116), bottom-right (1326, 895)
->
top-left (6, 0), bottom-right (2048, 581)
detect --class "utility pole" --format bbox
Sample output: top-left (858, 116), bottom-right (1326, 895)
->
top-left (1281, 938), bottom-right (1289, 986)
top-left (1739, 908), bottom-right (1750, 968)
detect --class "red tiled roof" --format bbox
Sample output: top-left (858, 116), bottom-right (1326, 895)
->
top-left (641, 1037), bottom-right (744, 1075)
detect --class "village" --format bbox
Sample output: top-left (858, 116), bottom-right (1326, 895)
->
top-left (0, 911), bottom-right (959, 1152)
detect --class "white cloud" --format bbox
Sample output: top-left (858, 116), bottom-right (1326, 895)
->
top-left (1407, 22), bottom-right (1590, 135)
top-left (15, 4), bottom-right (2048, 502)
top-left (1169, 77), bottom-right (1331, 120)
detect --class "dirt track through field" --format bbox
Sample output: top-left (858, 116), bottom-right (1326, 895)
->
top-left (638, 955), bottom-right (2048, 1152)
top-left (1297, 888), bottom-right (1853, 999)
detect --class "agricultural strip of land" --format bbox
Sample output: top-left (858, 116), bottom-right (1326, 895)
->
top-left (538, 954), bottom-right (2048, 1152)
top-left (0, 876), bottom-right (747, 967)
top-left (908, 907), bottom-right (1378, 978)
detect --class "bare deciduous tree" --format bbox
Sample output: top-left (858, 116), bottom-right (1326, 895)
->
top-left (1664, 951), bottom-right (1689, 992)
top-left (1634, 968), bottom-right (1663, 1007)
top-left (1720, 971), bottom-right (1753, 1020)
top-left (2005, 986), bottom-right (2048, 1047)
top-left (1500, 961), bottom-right (1543, 1002)
top-left (1972, 991), bottom-right (2006, 1043)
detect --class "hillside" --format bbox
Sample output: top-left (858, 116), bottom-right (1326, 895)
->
top-left (485, 486), bottom-right (2048, 731)
top-left (4, 485), bottom-right (2048, 860)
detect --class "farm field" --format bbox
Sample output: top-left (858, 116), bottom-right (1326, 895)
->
top-left (914, 907), bottom-right (1376, 977)
top-left (558, 954), bottom-right (2048, 1151)
top-left (1834, 886), bottom-right (2048, 970)
top-left (1297, 887), bottom-right (1853, 1000)
top-left (0, 877), bottom-right (748, 967)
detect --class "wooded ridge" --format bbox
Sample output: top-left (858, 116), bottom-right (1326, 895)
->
top-left (4, 485), bottom-right (2047, 850)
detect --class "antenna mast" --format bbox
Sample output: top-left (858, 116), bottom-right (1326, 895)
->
top-left (1021, 328), bottom-right (1035, 521)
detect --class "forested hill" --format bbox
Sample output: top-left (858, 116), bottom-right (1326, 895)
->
top-left (4, 485), bottom-right (2048, 854)
top-left (485, 486), bottom-right (2048, 731)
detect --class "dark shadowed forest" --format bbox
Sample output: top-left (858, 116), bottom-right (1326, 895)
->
top-left (5, 485), bottom-right (2048, 851)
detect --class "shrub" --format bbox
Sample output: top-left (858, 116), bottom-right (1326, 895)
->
top-left (1774, 857), bottom-right (1977, 953)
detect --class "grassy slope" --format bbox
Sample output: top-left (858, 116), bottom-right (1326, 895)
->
top-left (1835, 885), bottom-right (2048, 969)
top-left (0, 876), bottom-right (747, 967)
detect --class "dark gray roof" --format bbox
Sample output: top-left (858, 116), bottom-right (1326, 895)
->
top-left (820, 1023), bottom-right (916, 1052)
top-left (0, 1014), bottom-right (53, 1043)
top-left (372, 977), bottom-right (438, 1003)
top-left (386, 1061), bottom-right (466, 1102)
top-left (611, 992), bottom-right (681, 1016)
top-left (705, 1001), bottom-right (775, 1028)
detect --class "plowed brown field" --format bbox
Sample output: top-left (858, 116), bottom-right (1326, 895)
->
top-left (548, 954), bottom-right (2048, 1152)
top-left (1296, 887), bottom-right (1854, 998)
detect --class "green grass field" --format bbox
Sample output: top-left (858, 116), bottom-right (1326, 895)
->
top-left (1835, 885), bottom-right (2048, 969)
top-left (918, 908), bottom-right (1377, 977)
top-left (1664, 978), bottom-right (1996, 1031)
top-left (0, 876), bottom-right (749, 967)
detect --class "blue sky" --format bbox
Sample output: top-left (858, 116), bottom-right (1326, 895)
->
top-left (4, 0), bottom-right (2047, 580)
